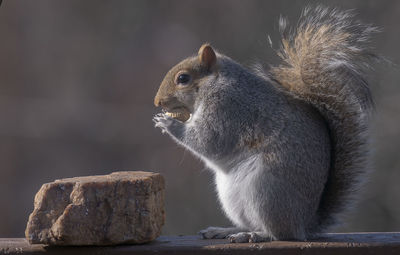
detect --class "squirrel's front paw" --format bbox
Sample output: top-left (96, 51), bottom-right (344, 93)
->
top-left (153, 113), bottom-right (174, 133)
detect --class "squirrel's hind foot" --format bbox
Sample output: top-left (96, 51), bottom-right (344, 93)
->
top-left (228, 232), bottom-right (272, 243)
top-left (199, 227), bottom-right (243, 239)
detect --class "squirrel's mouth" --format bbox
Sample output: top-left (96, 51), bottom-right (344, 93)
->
top-left (165, 107), bottom-right (191, 122)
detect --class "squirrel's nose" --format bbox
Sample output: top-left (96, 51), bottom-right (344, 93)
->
top-left (154, 98), bottom-right (159, 107)
top-left (154, 97), bottom-right (166, 107)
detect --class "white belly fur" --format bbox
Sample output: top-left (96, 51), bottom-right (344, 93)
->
top-left (213, 154), bottom-right (265, 231)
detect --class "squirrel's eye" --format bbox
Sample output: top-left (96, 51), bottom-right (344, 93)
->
top-left (176, 73), bottom-right (191, 85)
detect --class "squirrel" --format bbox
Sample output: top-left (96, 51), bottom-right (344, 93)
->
top-left (153, 6), bottom-right (378, 243)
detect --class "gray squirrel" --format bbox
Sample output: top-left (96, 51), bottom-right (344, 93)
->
top-left (153, 6), bottom-right (377, 243)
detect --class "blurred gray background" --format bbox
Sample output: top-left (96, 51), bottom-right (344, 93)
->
top-left (0, 0), bottom-right (399, 237)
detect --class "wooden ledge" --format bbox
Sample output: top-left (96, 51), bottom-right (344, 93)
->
top-left (2, 233), bottom-right (400, 255)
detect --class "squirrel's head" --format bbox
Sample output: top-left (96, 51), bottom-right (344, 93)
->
top-left (154, 44), bottom-right (217, 122)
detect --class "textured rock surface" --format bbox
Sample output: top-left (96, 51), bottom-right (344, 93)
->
top-left (25, 171), bottom-right (165, 246)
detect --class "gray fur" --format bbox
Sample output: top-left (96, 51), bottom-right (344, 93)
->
top-left (272, 5), bottom-right (377, 231)
top-left (154, 6), bottom-right (376, 242)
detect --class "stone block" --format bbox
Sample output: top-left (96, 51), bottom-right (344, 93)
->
top-left (25, 171), bottom-right (165, 245)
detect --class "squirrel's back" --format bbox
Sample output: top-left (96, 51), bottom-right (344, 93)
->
top-left (270, 6), bottom-right (377, 231)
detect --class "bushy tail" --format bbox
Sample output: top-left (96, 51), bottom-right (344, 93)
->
top-left (270, 6), bottom-right (378, 231)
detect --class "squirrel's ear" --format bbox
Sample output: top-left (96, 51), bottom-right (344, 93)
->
top-left (198, 44), bottom-right (216, 70)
